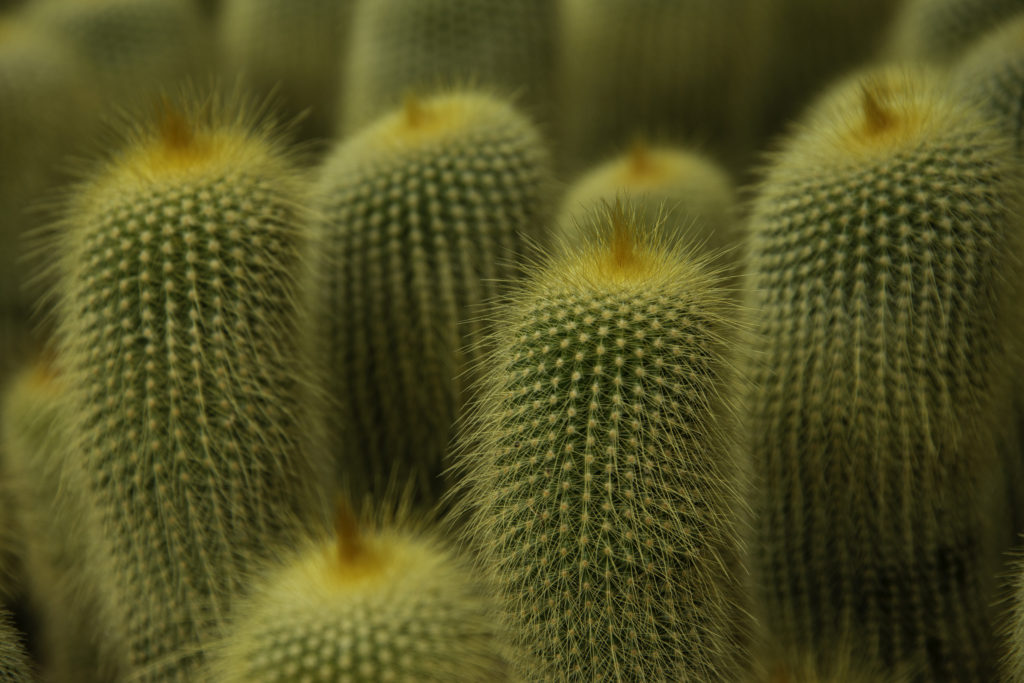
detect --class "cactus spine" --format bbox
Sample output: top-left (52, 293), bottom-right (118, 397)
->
top-left (454, 207), bottom-right (750, 681)
top-left (341, 0), bottom-right (556, 135)
top-left (54, 95), bottom-right (331, 680)
top-left (315, 91), bottom-right (552, 499)
top-left (556, 142), bottom-right (738, 265)
top-left (205, 501), bottom-right (507, 682)
top-left (2, 360), bottom-right (119, 683)
top-left (745, 66), bottom-right (1024, 680)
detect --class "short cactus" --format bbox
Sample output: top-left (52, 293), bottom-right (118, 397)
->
top-left (2, 360), bottom-right (119, 682)
top-left (205, 501), bottom-right (507, 682)
top-left (0, 611), bottom-right (31, 682)
top-left (745, 66), bottom-right (1024, 681)
top-left (885, 0), bottom-right (1024, 62)
top-left (340, 0), bottom-right (556, 135)
top-left (453, 207), bottom-right (751, 681)
top-left (54, 94), bottom-right (332, 680)
top-left (220, 0), bottom-right (357, 142)
top-left (315, 91), bottom-right (553, 499)
top-left (950, 12), bottom-right (1024, 152)
top-left (556, 142), bottom-right (739, 266)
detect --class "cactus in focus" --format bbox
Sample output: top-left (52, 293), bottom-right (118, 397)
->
top-left (2, 360), bottom-right (120, 683)
top-left (341, 0), bottom-right (556, 135)
top-left (454, 206), bottom-right (751, 681)
top-left (556, 141), bottom-right (739, 266)
top-left (950, 12), bottom-right (1024, 152)
top-left (745, 66), bottom-right (1024, 680)
top-left (205, 501), bottom-right (507, 682)
top-left (0, 611), bottom-right (31, 682)
top-left (315, 91), bottom-right (552, 499)
top-left (54, 94), bottom-right (332, 680)
top-left (220, 0), bottom-right (356, 142)
top-left (886, 0), bottom-right (1024, 62)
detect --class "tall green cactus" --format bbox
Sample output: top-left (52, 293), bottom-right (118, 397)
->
top-left (205, 501), bottom-right (507, 682)
top-left (315, 91), bottom-right (552, 499)
top-left (745, 66), bottom-right (1024, 681)
top-left (54, 95), bottom-right (331, 680)
top-left (2, 360), bottom-right (119, 683)
top-left (340, 0), bottom-right (556, 135)
top-left (454, 206), bottom-right (751, 681)
top-left (556, 142), bottom-right (738, 266)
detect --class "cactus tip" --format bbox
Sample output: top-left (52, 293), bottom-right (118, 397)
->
top-left (608, 199), bottom-right (637, 270)
top-left (859, 81), bottom-right (895, 137)
top-left (402, 91), bottom-right (426, 129)
top-left (157, 96), bottom-right (195, 151)
top-left (333, 497), bottom-right (364, 565)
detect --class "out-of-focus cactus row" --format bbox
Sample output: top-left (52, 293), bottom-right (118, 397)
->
top-left (1, 0), bottom-right (1024, 681)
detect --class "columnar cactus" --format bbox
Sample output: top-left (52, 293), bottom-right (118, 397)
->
top-left (55, 95), bottom-right (331, 680)
top-left (315, 91), bottom-right (552, 499)
top-left (220, 0), bottom-right (356, 142)
top-left (454, 207), bottom-right (751, 681)
top-left (950, 12), bottom-right (1024, 152)
top-left (557, 0), bottom-right (765, 172)
top-left (745, 66), bottom-right (1024, 680)
top-left (2, 360), bottom-right (118, 683)
top-left (205, 501), bottom-right (507, 682)
top-left (0, 611), bottom-right (31, 683)
top-left (340, 0), bottom-right (556, 135)
top-left (886, 0), bottom-right (1024, 62)
top-left (556, 142), bottom-right (738, 266)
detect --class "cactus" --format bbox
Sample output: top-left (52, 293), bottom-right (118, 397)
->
top-left (315, 91), bottom-right (553, 499)
top-left (556, 141), bottom-right (739, 267)
top-left (744, 66), bottom-right (1024, 681)
top-left (1, 360), bottom-right (120, 683)
top-left (950, 12), bottom-right (1024, 152)
top-left (220, 0), bottom-right (356, 143)
top-left (885, 0), bottom-right (1024, 62)
top-left (53, 93), bottom-right (332, 680)
top-left (26, 0), bottom-right (212, 109)
top-left (557, 0), bottom-right (766, 173)
top-left (453, 206), bottom-right (751, 681)
top-left (205, 500), bottom-right (507, 682)
top-left (0, 611), bottom-right (31, 682)
top-left (340, 0), bottom-right (556, 136)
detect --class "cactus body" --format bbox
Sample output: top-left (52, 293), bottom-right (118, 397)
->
top-left (0, 611), bottom-right (31, 683)
top-left (2, 361), bottom-right (119, 683)
top-left (950, 13), bottom-right (1024, 152)
top-left (55, 98), bottom-right (331, 680)
top-left (206, 504), bottom-right (506, 682)
top-left (454, 209), bottom-right (750, 681)
top-left (745, 66), bottom-right (1023, 680)
top-left (556, 143), bottom-right (738, 265)
top-left (27, 0), bottom-right (211, 109)
top-left (315, 91), bottom-right (552, 499)
top-left (886, 0), bottom-right (1024, 62)
top-left (220, 0), bottom-right (356, 142)
top-left (341, 0), bottom-right (556, 135)
top-left (558, 0), bottom-right (764, 173)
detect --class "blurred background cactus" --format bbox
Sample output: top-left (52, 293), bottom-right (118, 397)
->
top-left (0, 0), bottom-right (1022, 681)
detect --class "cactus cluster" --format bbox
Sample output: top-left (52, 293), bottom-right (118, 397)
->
top-left (454, 206), bottom-right (751, 681)
top-left (315, 91), bottom-right (552, 499)
top-left (745, 66), bottom-right (1024, 680)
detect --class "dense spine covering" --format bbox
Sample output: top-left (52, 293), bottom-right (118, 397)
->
top-left (26, 0), bottom-right (211, 108)
top-left (220, 0), bottom-right (356, 142)
top-left (315, 91), bottom-right (552, 499)
top-left (454, 208), bottom-right (750, 681)
top-left (556, 142), bottom-right (738, 264)
top-left (55, 96), bottom-right (331, 680)
top-left (557, 0), bottom-right (764, 173)
top-left (950, 13), bottom-right (1024, 152)
top-left (745, 66), bottom-right (1023, 680)
top-left (0, 611), bottom-right (31, 683)
top-left (885, 0), bottom-right (1024, 62)
top-left (341, 0), bottom-right (556, 135)
top-left (205, 503), bottom-right (506, 682)
top-left (1, 361), bottom-right (118, 683)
